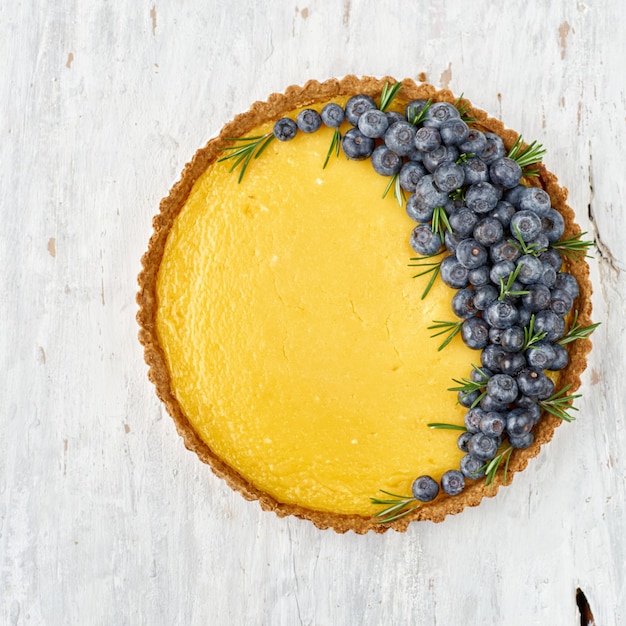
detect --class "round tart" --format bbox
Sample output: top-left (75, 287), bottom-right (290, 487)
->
top-left (137, 76), bottom-right (593, 533)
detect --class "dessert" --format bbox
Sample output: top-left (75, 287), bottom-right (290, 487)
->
top-left (137, 76), bottom-right (594, 533)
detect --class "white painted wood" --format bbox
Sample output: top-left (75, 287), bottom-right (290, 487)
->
top-left (1, 1), bottom-right (624, 624)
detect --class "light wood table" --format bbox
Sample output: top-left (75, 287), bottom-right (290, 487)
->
top-left (2, 2), bottom-right (624, 624)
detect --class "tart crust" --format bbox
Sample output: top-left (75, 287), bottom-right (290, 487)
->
top-left (137, 76), bottom-right (593, 534)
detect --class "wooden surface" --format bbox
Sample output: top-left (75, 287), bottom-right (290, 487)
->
top-left (1, 2), bottom-right (624, 624)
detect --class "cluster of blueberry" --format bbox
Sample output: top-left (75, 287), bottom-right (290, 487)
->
top-left (271, 91), bottom-right (583, 505)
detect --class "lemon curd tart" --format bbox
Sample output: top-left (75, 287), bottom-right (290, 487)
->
top-left (137, 76), bottom-right (593, 533)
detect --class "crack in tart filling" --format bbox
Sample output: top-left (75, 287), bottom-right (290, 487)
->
top-left (137, 76), bottom-right (594, 534)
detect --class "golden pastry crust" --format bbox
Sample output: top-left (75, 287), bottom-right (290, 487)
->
top-left (137, 76), bottom-right (593, 534)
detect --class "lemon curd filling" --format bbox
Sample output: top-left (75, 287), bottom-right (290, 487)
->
top-left (156, 108), bottom-right (480, 516)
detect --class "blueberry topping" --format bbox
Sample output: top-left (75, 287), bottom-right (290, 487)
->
top-left (410, 225), bottom-right (442, 255)
top-left (344, 94), bottom-right (377, 125)
top-left (273, 118), bottom-right (298, 141)
top-left (462, 317), bottom-right (490, 349)
top-left (433, 161), bottom-right (465, 192)
top-left (462, 157), bottom-right (490, 185)
top-left (440, 119), bottom-right (470, 145)
top-left (358, 109), bottom-right (389, 138)
top-left (385, 121), bottom-right (418, 156)
top-left (414, 126), bottom-right (441, 152)
top-left (399, 161), bottom-right (427, 192)
top-left (465, 182), bottom-right (500, 213)
top-left (519, 186), bottom-right (552, 215)
top-left (320, 103), bottom-right (345, 127)
top-left (412, 475), bottom-right (439, 502)
top-left (468, 433), bottom-right (499, 461)
top-left (441, 470), bottom-right (465, 496)
top-left (296, 109), bottom-right (322, 134)
top-left (456, 239), bottom-right (488, 269)
top-left (440, 255), bottom-right (470, 288)
top-left (341, 127), bottom-right (375, 160)
top-left (371, 145), bottom-right (402, 176)
top-left (489, 157), bottom-right (522, 188)
top-left (460, 454), bottom-right (486, 479)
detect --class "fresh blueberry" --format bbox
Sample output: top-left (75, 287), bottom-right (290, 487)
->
top-left (526, 341), bottom-right (556, 369)
top-left (485, 300), bottom-right (520, 329)
top-left (554, 272), bottom-right (580, 300)
top-left (519, 186), bottom-right (552, 215)
top-left (481, 344), bottom-right (507, 372)
top-left (468, 433), bottom-right (499, 461)
top-left (538, 264), bottom-right (557, 288)
top-left (465, 407), bottom-right (487, 433)
top-left (473, 216), bottom-right (504, 247)
top-left (410, 225), bottom-right (442, 255)
top-left (539, 248), bottom-right (563, 272)
top-left (462, 317), bottom-right (490, 349)
top-left (481, 393), bottom-right (510, 413)
top-left (468, 265), bottom-right (491, 286)
top-left (440, 254), bottom-right (470, 288)
top-left (385, 121), bottom-right (417, 156)
top-left (424, 146), bottom-right (459, 173)
top-left (405, 99), bottom-right (429, 124)
top-left (489, 157), bottom-right (522, 188)
top-left (548, 343), bottom-right (569, 370)
top-left (452, 288), bottom-right (477, 318)
top-left (505, 408), bottom-right (534, 437)
top-left (477, 132), bottom-right (506, 164)
top-left (509, 432), bottom-right (534, 449)
top-left (358, 108), bottom-right (389, 138)
top-left (449, 208), bottom-right (479, 237)
top-left (414, 126), bottom-right (441, 152)
top-left (341, 127), bottom-right (375, 160)
top-left (371, 145), bottom-right (402, 176)
top-left (490, 240), bottom-right (521, 264)
top-left (441, 470), bottom-right (465, 496)
top-left (444, 230), bottom-right (463, 253)
top-left (487, 374), bottom-right (518, 404)
top-left (490, 201), bottom-right (516, 227)
top-left (459, 129), bottom-right (487, 155)
top-left (456, 239), bottom-right (488, 269)
top-left (517, 306), bottom-right (532, 328)
top-left (465, 182), bottom-right (500, 213)
top-left (344, 94), bottom-right (377, 125)
top-left (405, 193), bottom-right (434, 223)
top-left (458, 431), bottom-right (473, 452)
top-left (516, 367), bottom-right (552, 396)
top-left (500, 351), bottom-right (527, 376)
top-left (534, 309), bottom-right (565, 341)
top-left (479, 412), bottom-right (506, 437)
top-left (460, 454), bottom-right (486, 479)
top-left (462, 157), bottom-right (490, 185)
top-left (412, 476), bottom-right (440, 502)
top-left (423, 102), bottom-right (460, 128)
top-left (503, 184), bottom-right (526, 207)
top-left (459, 389), bottom-right (481, 408)
top-left (473, 284), bottom-right (499, 311)
top-left (550, 288), bottom-right (574, 316)
top-left (273, 118), bottom-right (298, 141)
top-left (527, 233), bottom-right (550, 253)
top-left (399, 161), bottom-right (427, 192)
top-left (540, 208), bottom-right (565, 242)
top-left (500, 325), bottom-right (525, 352)
top-left (320, 103), bottom-right (345, 127)
top-left (414, 174), bottom-right (449, 209)
top-left (521, 283), bottom-right (552, 312)
top-left (490, 260), bottom-right (516, 285)
top-left (510, 210), bottom-right (542, 242)
top-left (440, 119), bottom-right (470, 145)
top-left (516, 254), bottom-right (544, 284)
top-left (296, 109), bottom-right (322, 133)
top-left (385, 111), bottom-right (406, 125)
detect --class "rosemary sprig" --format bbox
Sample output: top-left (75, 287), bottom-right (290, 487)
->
top-left (448, 187), bottom-right (465, 201)
top-left (509, 223), bottom-right (548, 256)
top-left (448, 365), bottom-right (489, 408)
top-left (498, 265), bottom-right (529, 300)
top-left (507, 136), bottom-right (546, 177)
top-left (523, 314), bottom-right (548, 351)
top-left (431, 206), bottom-right (452, 240)
top-left (323, 127), bottom-right (342, 169)
top-left (379, 81), bottom-right (403, 112)
top-left (383, 172), bottom-right (406, 207)
top-left (427, 423), bottom-right (468, 431)
top-left (409, 98), bottom-right (432, 125)
top-left (483, 446), bottom-right (514, 488)
top-left (557, 310), bottom-right (600, 345)
top-left (453, 93), bottom-right (477, 124)
top-left (408, 251), bottom-right (446, 300)
top-left (551, 232), bottom-right (595, 261)
top-left (218, 133), bottom-right (275, 183)
top-left (456, 152), bottom-right (474, 164)
top-left (428, 320), bottom-right (463, 351)
top-left (371, 490), bottom-right (419, 524)
top-left (539, 384), bottom-right (581, 422)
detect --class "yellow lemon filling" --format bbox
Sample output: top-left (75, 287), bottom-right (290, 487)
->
top-left (156, 108), bottom-right (479, 516)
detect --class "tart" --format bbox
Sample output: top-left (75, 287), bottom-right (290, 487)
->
top-left (137, 76), bottom-right (593, 534)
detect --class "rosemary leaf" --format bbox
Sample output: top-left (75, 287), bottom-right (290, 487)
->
top-left (379, 81), bottom-right (403, 112)
top-left (427, 423), bottom-right (467, 431)
top-left (552, 232), bottom-right (595, 261)
top-left (557, 310), bottom-right (600, 345)
top-left (323, 128), bottom-right (342, 169)
top-left (428, 320), bottom-right (463, 351)
top-left (218, 132), bottom-right (275, 183)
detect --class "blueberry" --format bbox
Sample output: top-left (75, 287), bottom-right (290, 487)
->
top-left (414, 126), bottom-right (441, 152)
top-left (528, 233), bottom-right (550, 253)
top-left (468, 265), bottom-right (491, 286)
top-left (452, 288), bottom-right (477, 318)
top-left (440, 119), bottom-right (470, 145)
top-left (539, 248), bottom-right (563, 272)
top-left (490, 201), bottom-right (516, 227)
top-left (414, 174), bottom-right (449, 210)
top-left (410, 225), bottom-right (442, 255)
top-left (385, 111), bottom-right (406, 125)
top-left (479, 412), bottom-right (506, 437)
top-left (516, 367), bottom-right (552, 396)
top-left (341, 127), bottom-right (375, 160)
top-left (358, 108), bottom-right (389, 138)
top-left (441, 470), bottom-right (465, 496)
top-left (519, 186), bottom-right (552, 215)
top-left (517, 306), bottom-right (532, 329)
top-left (500, 325), bottom-right (525, 352)
top-left (509, 432), bottom-right (534, 449)
top-left (534, 309), bottom-right (565, 341)
top-left (485, 300), bottom-right (519, 329)
top-left (505, 408), bottom-right (534, 437)
top-left (516, 254), bottom-right (544, 284)
top-left (465, 407), bottom-right (487, 433)
top-left (500, 352), bottom-right (527, 376)
top-left (548, 343), bottom-right (569, 370)
top-left (371, 145), bottom-right (402, 176)
top-left (456, 239), bottom-right (488, 269)
top-left (459, 389), bottom-right (481, 408)
top-left (449, 207), bottom-right (479, 238)
top-left (462, 317), bottom-right (490, 349)
top-left (473, 216), bottom-right (504, 247)
top-left (444, 230), bottom-right (463, 253)
top-left (460, 454), bottom-right (486, 479)
top-left (550, 288), bottom-right (574, 316)
top-left (458, 431), bottom-right (473, 452)
top-left (521, 283), bottom-right (551, 312)
top-left (473, 284), bottom-right (499, 311)
top-left (481, 393), bottom-right (509, 413)
top-left (526, 341), bottom-right (556, 369)
top-left (440, 254), bottom-right (470, 288)
top-left (503, 185), bottom-right (526, 207)
top-left (554, 272), bottom-right (580, 300)
top-left (273, 118), bottom-right (298, 142)
top-left (490, 240), bottom-right (521, 264)
top-left (344, 94), bottom-right (377, 125)
top-left (405, 193), bottom-right (435, 223)
top-left (540, 208), bottom-right (565, 242)
top-left (385, 121), bottom-right (418, 156)
top-left (510, 210), bottom-right (542, 242)
top-left (424, 146), bottom-right (459, 173)
top-left (412, 475), bottom-right (439, 502)
top-left (399, 161), bottom-right (427, 192)
top-left (490, 260), bottom-right (516, 285)
top-left (462, 157), bottom-right (490, 185)
top-left (423, 102), bottom-right (460, 128)
top-left (465, 182), bottom-right (500, 214)
top-left (477, 132), bottom-right (506, 164)
top-left (487, 374), bottom-right (518, 404)
top-left (481, 344), bottom-right (507, 372)
top-left (405, 99), bottom-right (429, 124)
top-left (467, 433), bottom-right (499, 461)
top-left (459, 129), bottom-right (487, 155)
top-left (296, 109), bottom-right (322, 133)
top-left (489, 157), bottom-right (522, 188)
top-left (320, 103), bottom-right (345, 127)
top-left (538, 264), bottom-right (557, 288)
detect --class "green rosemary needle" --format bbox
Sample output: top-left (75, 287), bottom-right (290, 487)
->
top-left (523, 314), bottom-right (548, 351)
top-left (453, 93), bottom-right (477, 124)
top-left (371, 490), bottom-right (419, 524)
top-left (382, 172), bottom-right (406, 207)
top-left (408, 251), bottom-right (446, 300)
top-left (323, 127), bottom-right (342, 169)
top-left (509, 223), bottom-right (548, 256)
top-left (379, 80), bottom-right (403, 112)
top-left (539, 384), bottom-right (581, 422)
top-left (557, 310), bottom-right (600, 345)
top-left (427, 422), bottom-right (467, 431)
top-left (551, 232), bottom-right (595, 261)
top-left (448, 365), bottom-right (489, 408)
top-left (428, 320), bottom-right (463, 351)
top-left (498, 265), bottom-right (529, 300)
top-left (409, 98), bottom-right (432, 125)
top-left (507, 136), bottom-right (546, 176)
top-left (483, 446), bottom-right (514, 488)
top-left (431, 205), bottom-right (452, 240)
top-left (218, 133), bottom-right (275, 183)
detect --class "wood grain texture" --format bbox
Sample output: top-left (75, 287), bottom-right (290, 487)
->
top-left (1, 1), bottom-right (624, 624)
